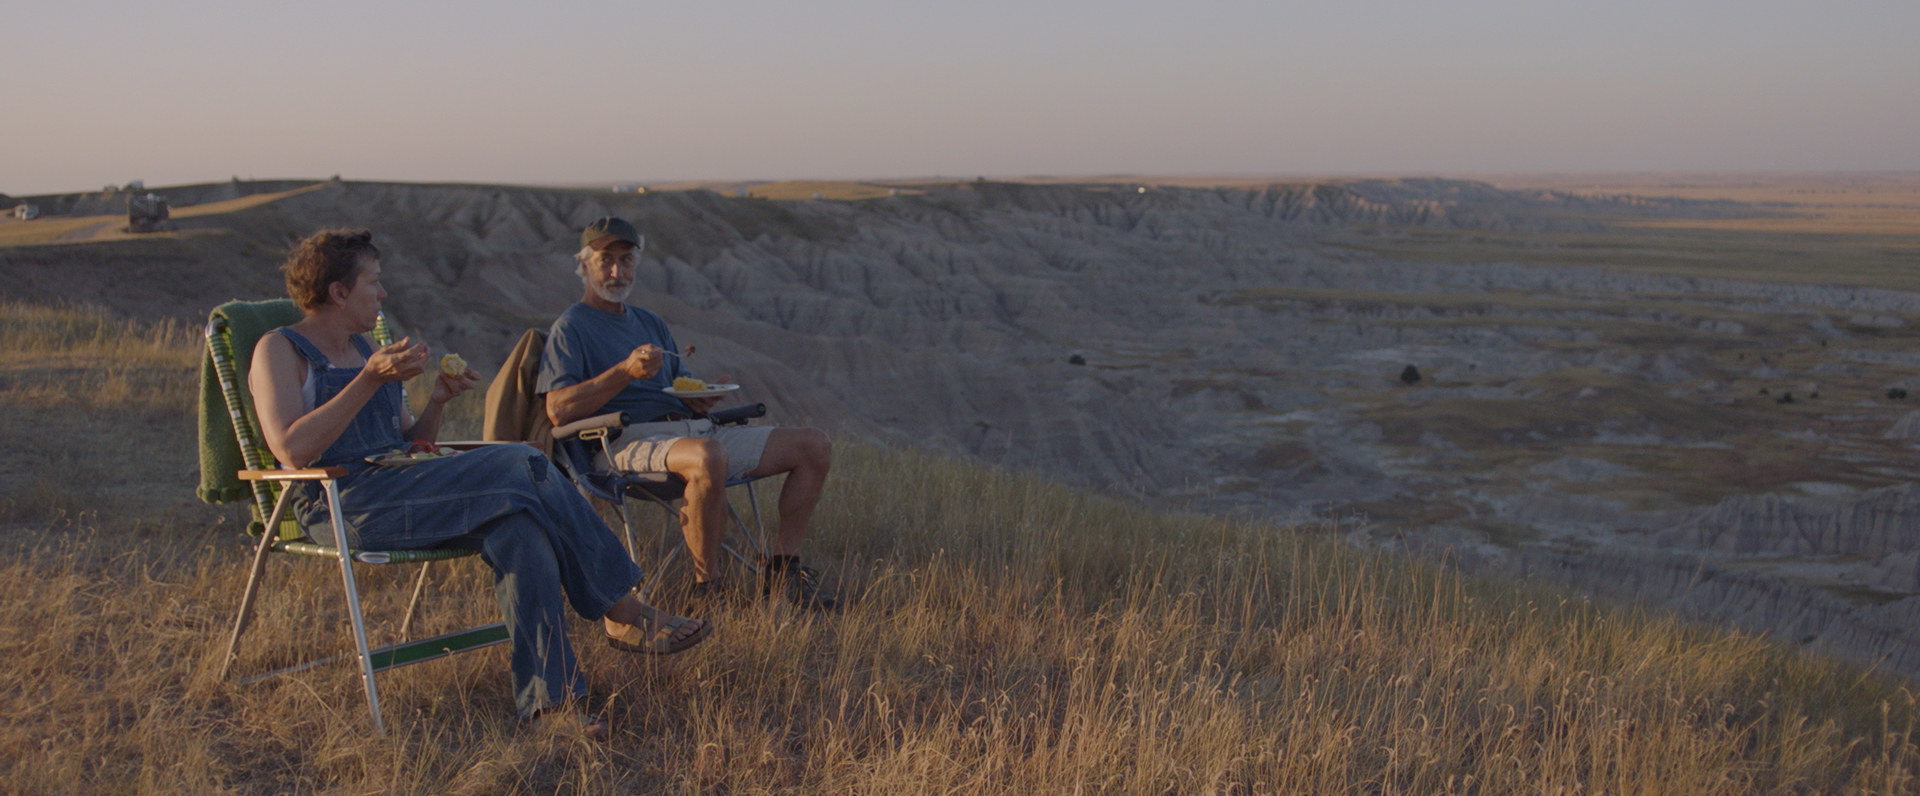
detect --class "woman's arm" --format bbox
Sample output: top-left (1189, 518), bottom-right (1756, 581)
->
top-left (249, 333), bottom-right (428, 467)
top-left (250, 333), bottom-right (378, 467)
top-left (402, 369), bottom-right (479, 442)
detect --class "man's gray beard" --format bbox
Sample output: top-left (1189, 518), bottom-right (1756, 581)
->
top-left (590, 281), bottom-right (633, 305)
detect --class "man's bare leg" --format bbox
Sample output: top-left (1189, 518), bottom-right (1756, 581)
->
top-left (665, 436), bottom-right (727, 581)
top-left (745, 427), bottom-right (832, 557)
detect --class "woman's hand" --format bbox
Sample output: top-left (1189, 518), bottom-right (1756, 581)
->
top-left (429, 367), bottom-right (480, 405)
top-left (364, 337), bottom-right (428, 383)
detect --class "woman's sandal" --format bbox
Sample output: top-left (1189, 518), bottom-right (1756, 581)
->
top-left (605, 614), bottom-right (712, 655)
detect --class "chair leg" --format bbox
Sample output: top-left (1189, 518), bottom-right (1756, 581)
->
top-left (324, 480), bottom-right (385, 733)
top-left (727, 480), bottom-right (770, 563)
top-left (638, 544), bottom-right (682, 602)
top-left (220, 488), bottom-right (299, 681)
top-left (399, 562), bottom-right (432, 640)
top-left (614, 499), bottom-right (636, 555)
top-left (629, 490), bottom-right (680, 598)
top-left (624, 480), bottom-right (773, 596)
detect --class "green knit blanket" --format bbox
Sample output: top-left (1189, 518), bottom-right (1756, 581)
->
top-left (196, 299), bottom-right (301, 504)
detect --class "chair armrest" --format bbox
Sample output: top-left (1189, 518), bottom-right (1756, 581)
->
top-left (553, 412), bottom-right (629, 440)
top-left (239, 467), bottom-right (348, 481)
top-left (708, 403), bottom-right (767, 426)
top-left (436, 440), bottom-right (517, 451)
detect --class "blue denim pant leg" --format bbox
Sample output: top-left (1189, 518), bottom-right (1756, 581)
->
top-left (474, 510), bottom-right (587, 716)
top-left (472, 457), bottom-right (644, 716)
top-left (304, 447), bottom-right (640, 608)
top-left (510, 450), bottom-right (645, 619)
top-left (294, 444), bottom-right (644, 717)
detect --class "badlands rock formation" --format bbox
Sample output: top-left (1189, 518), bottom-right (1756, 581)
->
top-left (5, 177), bottom-right (1917, 678)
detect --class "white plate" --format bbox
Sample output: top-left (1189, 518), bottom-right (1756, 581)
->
top-left (663, 383), bottom-right (741, 399)
top-left (366, 450), bottom-right (463, 467)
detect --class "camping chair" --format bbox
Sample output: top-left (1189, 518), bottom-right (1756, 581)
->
top-left (550, 408), bottom-right (774, 601)
top-left (199, 299), bottom-right (507, 733)
top-left (483, 327), bottom-right (775, 601)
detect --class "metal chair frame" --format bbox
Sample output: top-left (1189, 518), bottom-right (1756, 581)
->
top-left (550, 408), bottom-right (772, 600)
top-left (205, 303), bottom-right (506, 733)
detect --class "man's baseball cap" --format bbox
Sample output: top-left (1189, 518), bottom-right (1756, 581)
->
top-left (581, 217), bottom-right (645, 251)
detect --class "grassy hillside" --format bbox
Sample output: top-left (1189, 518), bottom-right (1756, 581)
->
top-left (1, 302), bottom-right (1916, 793)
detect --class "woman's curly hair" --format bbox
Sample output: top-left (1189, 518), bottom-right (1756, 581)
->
top-left (282, 228), bottom-right (380, 312)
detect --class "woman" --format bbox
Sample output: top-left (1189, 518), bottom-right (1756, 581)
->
top-left (249, 227), bottom-right (707, 731)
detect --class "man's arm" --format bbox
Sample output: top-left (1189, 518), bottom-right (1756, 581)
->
top-left (544, 343), bottom-right (665, 426)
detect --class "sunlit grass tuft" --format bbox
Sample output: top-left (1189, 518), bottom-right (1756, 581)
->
top-left (0, 303), bottom-right (203, 525)
top-left (0, 299), bottom-right (198, 369)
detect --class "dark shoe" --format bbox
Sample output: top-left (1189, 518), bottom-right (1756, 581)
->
top-left (761, 555), bottom-right (840, 612)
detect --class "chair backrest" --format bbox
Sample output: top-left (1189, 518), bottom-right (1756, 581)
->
top-left (480, 327), bottom-right (553, 451)
top-left (202, 300), bottom-right (401, 539)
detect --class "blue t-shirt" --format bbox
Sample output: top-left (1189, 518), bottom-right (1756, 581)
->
top-left (537, 302), bottom-right (693, 422)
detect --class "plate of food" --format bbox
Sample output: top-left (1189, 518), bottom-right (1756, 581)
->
top-left (662, 377), bottom-right (740, 399)
top-left (366, 447), bottom-right (463, 466)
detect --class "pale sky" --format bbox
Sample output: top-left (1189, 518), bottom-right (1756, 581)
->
top-left (3, 0), bottom-right (1916, 196)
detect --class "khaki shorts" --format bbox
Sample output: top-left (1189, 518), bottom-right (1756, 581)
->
top-left (594, 418), bottom-right (774, 482)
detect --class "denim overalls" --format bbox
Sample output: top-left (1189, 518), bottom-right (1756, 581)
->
top-left (275, 327), bottom-right (643, 716)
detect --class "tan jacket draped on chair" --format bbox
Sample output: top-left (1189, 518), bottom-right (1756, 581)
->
top-left (482, 328), bottom-right (553, 456)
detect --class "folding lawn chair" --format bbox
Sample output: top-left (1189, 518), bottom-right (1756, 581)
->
top-left (480, 327), bottom-right (776, 601)
top-left (549, 406), bottom-right (773, 601)
top-left (198, 299), bottom-right (507, 733)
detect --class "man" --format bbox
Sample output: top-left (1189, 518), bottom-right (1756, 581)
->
top-left (539, 217), bottom-right (837, 610)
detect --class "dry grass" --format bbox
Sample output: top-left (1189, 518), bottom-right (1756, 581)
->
top-left (0, 302), bottom-right (204, 526)
top-left (743, 181), bottom-right (916, 201)
top-left (1319, 173), bottom-right (1920, 294)
top-left (632, 180), bottom-right (929, 201)
top-left (2, 302), bottom-right (1918, 794)
top-left (0, 184), bottom-right (324, 248)
top-left (0, 300), bottom-right (199, 365)
top-left (1218, 286), bottom-right (1775, 322)
top-left (1331, 225), bottom-right (1920, 294)
top-left (0, 212), bottom-right (128, 247)
top-left (164, 185), bottom-right (332, 220)
top-left (1485, 173), bottom-right (1920, 236)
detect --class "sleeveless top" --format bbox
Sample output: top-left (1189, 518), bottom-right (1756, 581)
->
top-left (272, 327), bottom-right (408, 468)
